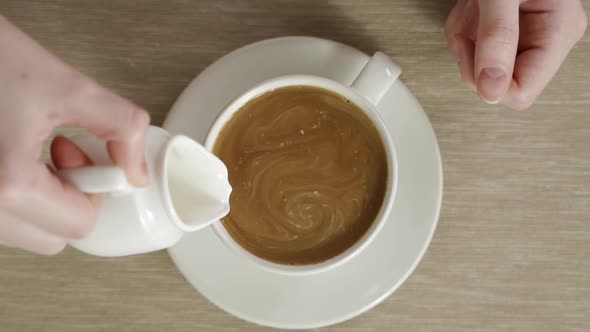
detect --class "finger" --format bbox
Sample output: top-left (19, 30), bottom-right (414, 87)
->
top-left (503, 46), bottom-right (571, 111)
top-left (0, 213), bottom-right (67, 255)
top-left (50, 136), bottom-right (102, 211)
top-left (445, 0), bottom-right (478, 90)
top-left (444, 3), bottom-right (462, 60)
top-left (51, 136), bottom-right (92, 169)
top-left (475, 0), bottom-right (520, 104)
top-left (0, 162), bottom-right (98, 240)
top-left (455, 35), bottom-right (477, 90)
top-left (41, 164), bottom-right (100, 239)
top-left (63, 80), bottom-right (150, 186)
top-left (444, 0), bottom-right (465, 40)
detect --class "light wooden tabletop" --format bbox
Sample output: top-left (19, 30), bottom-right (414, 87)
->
top-left (0, 1), bottom-right (589, 331)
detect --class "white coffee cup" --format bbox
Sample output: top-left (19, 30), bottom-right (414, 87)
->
top-left (205, 52), bottom-right (401, 275)
top-left (58, 126), bottom-right (232, 257)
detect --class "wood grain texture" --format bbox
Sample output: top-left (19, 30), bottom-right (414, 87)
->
top-left (0, 1), bottom-right (588, 331)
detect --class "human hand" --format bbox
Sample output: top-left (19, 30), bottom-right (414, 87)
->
top-left (445, 0), bottom-right (587, 110)
top-left (0, 16), bottom-right (150, 254)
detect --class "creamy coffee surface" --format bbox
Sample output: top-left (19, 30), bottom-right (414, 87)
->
top-left (213, 86), bottom-right (388, 265)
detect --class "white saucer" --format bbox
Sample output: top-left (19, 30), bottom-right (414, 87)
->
top-left (164, 37), bottom-right (443, 329)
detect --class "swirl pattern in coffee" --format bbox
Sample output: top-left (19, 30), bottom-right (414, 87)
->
top-left (213, 86), bottom-right (388, 265)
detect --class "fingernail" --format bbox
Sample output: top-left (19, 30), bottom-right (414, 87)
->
top-left (140, 160), bottom-right (150, 184)
top-left (141, 160), bottom-right (148, 177)
top-left (88, 194), bottom-right (102, 210)
top-left (131, 160), bottom-right (150, 187)
top-left (478, 67), bottom-right (507, 104)
top-left (124, 160), bottom-right (149, 187)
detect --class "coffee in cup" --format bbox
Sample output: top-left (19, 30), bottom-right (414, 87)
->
top-left (212, 86), bottom-right (388, 265)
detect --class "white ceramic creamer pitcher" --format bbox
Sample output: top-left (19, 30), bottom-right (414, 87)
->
top-left (57, 126), bottom-right (232, 257)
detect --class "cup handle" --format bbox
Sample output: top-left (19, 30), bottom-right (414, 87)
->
top-left (56, 166), bottom-right (133, 194)
top-left (350, 52), bottom-right (401, 106)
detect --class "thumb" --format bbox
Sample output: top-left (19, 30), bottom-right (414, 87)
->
top-left (475, 0), bottom-right (520, 104)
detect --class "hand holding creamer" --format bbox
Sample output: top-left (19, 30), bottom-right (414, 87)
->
top-left (58, 126), bottom-right (231, 257)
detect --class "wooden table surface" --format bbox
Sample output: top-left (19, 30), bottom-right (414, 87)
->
top-left (1, 1), bottom-right (589, 331)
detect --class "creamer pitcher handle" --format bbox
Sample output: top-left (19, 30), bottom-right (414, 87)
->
top-left (351, 52), bottom-right (401, 106)
top-left (57, 166), bottom-right (134, 194)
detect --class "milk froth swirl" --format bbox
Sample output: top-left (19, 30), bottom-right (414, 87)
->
top-left (213, 86), bottom-right (388, 265)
